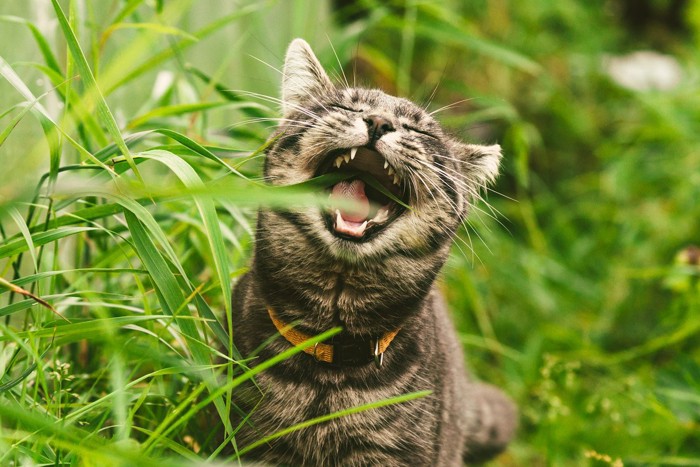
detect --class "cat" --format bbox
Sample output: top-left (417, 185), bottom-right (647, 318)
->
top-left (229, 38), bottom-right (517, 466)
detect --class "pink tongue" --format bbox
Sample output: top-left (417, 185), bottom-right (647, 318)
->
top-left (330, 179), bottom-right (370, 222)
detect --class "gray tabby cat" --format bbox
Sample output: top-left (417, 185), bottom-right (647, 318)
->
top-left (230, 39), bottom-right (516, 465)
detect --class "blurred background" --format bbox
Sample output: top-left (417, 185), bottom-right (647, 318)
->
top-left (1, 0), bottom-right (699, 465)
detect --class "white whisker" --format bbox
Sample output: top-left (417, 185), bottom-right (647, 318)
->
top-left (428, 98), bottom-right (475, 116)
top-left (327, 35), bottom-right (350, 90)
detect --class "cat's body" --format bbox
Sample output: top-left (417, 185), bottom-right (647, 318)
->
top-left (230, 39), bottom-right (516, 466)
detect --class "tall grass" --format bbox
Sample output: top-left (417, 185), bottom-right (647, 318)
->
top-left (0, 1), bottom-right (432, 464)
top-left (1, 0), bottom-right (699, 465)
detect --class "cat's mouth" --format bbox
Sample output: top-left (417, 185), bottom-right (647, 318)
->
top-left (316, 147), bottom-right (409, 241)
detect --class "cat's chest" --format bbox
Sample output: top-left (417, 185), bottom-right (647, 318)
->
top-left (248, 372), bottom-right (435, 462)
top-left (257, 371), bottom-right (399, 419)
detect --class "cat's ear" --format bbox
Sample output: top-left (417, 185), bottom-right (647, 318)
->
top-left (454, 142), bottom-right (502, 190)
top-left (282, 39), bottom-right (333, 118)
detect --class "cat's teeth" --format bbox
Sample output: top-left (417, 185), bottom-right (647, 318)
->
top-left (335, 156), bottom-right (344, 168)
top-left (335, 209), bottom-right (368, 236)
top-left (383, 161), bottom-right (388, 169)
top-left (350, 147), bottom-right (358, 160)
top-left (343, 154), bottom-right (350, 163)
top-left (393, 174), bottom-right (400, 185)
top-left (387, 166), bottom-right (394, 176)
top-left (373, 206), bottom-right (390, 224)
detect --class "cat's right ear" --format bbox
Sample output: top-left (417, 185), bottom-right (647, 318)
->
top-left (282, 39), bottom-right (333, 118)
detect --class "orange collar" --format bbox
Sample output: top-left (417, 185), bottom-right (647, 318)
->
top-left (267, 307), bottom-right (400, 368)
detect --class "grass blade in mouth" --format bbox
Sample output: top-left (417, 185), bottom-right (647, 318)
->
top-left (297, 171), bottom-right (411, 211)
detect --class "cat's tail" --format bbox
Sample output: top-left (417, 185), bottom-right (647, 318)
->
top-left (464, 383), bottom-right (518, 464)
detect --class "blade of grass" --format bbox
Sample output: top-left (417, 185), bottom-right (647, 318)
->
top-left (34, 202), bottom-right (121, 232)
top-left (0, 102), bottom-right (44, 148)
top-left (0, 226), bottom-right (97, 260)
top-left (0, 400), bottom-right (175, 465)
top-left (0, 57), bottom-right (112, 172)
top-left (123, 210), bottom-right (207, 359)
top-left (0, 300), bottom-right (37, 318)
top-left (0, 346), bottom-right (51, 393)
top-left (4, 207), bottom-right (38, 272)
top-left (106, 2), bottom-right (266, 95)
top-left (50, 0), bottom-right (143, 183)
top-left (0, 16), bottom-right (62, 74)
top-left (235, 390), bottom-right (432, 458)
top-left (396, 0), bottom-right (417, 96)
top-left (100, 22), bottom-right (198, 49)
top-left (137, 150), bottom-right (232, 314)
top-left (152, 128), bottom-right (247, 177)
top-left (382, 6), bottom-right (541, 75)
top-left (110, 0), bottom-right (147, 25)
top-left (0, 315), bottom-right (187, 342)
top-left (11, 62), bottom-right (110, 150)
top-left (0, 277), bottom-right (66, 322)
top-left (184, 64), bottom-right (272, 119)
top-left (90, 128), bottom-right (248, 180)
top-left (143, 326), bottom-right (342, 453)
top-left (124, 209), bottom-right (235, 438)
top-left (126, 101), bottom-right (268, 130)
top-left (294, 171), bottom-right (411, 210)
top-left (62, 365), bottom-right (216, 425)
top-left (0, 268), bottom-right (146, 291)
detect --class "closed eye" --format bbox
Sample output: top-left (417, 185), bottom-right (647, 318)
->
top-left (402, 124), bottom-right (437, 138)
top-left (331, 103), bottom-right (362, 113)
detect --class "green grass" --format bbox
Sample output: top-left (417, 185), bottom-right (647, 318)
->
top-left (1, 0), bottom-right (700, 465)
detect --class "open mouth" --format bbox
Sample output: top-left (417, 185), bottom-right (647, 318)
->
top-left (316, 147), bottom-right (409, 241)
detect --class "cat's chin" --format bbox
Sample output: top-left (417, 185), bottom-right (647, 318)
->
top-left (316, 146), bottom-right (409, 242)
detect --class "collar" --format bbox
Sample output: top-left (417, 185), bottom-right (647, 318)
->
top-left (267, 307), bottom-right (400, 368)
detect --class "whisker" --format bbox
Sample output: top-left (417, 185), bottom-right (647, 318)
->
top-left (428, 98), bottom-right (475, 116)
top-left (422, 66), bottom-right (445, 112)
top-left (231, 90), bottom-right (326, 122)
top-left (326, 35), bottom-right (351, 89)
top-left (247, 54), bottom-right (284, 76)
top-left (452, 228), bottom-right (480, 264)
top-left (410, 157), bottom-right (508, 240)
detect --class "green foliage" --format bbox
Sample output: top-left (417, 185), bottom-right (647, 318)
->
top-left (1, 0), bottom-right (699, 465)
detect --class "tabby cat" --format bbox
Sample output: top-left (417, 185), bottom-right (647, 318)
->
top-left (230, 39), bottom-right (516, 466)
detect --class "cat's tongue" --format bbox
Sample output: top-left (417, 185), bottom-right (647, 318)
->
top-left (330, 179), bottom-right (370, 236)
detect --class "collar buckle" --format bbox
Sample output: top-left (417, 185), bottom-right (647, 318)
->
top-left (373, 339), bottom-right (384, 368)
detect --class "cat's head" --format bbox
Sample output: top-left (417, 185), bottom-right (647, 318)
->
top-left (263, 39), bottom-right (501, 262)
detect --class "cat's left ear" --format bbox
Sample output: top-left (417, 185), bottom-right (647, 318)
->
top-left (453, 142), bottom-right (502, 190)
top-left (282, 39), bottom-right (334, 118)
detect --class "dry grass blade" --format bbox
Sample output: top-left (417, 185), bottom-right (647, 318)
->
top-left (0, 276), bottom-right (68, 322)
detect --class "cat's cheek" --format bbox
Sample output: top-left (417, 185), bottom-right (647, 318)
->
top-left (349, 118), bottom-right (371, 145)
top-left (394, 217), bottom-right (432, 250)
top-left (380, 131), bottom-right (402, 145)
top-left (374, 133), bottom-right (402, 155)
top-left (303, 119), bottom-right (367, 150)
top-left (267, 165), bottom-right (310, 185)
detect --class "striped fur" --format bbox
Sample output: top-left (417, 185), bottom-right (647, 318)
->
top-left (230, 39), bottom-right (516, 465)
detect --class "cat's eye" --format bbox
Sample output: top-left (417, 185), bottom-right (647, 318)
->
top-left (331, 104), bottom-right (362, 113)
top-left (402, 124), bottom-right (436, 138)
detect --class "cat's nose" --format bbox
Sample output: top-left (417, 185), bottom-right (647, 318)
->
top-left (363, 114), bottom-right (395, 142)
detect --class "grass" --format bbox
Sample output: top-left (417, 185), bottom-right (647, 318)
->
top-left (1, 0), bottom-right (700, 465)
